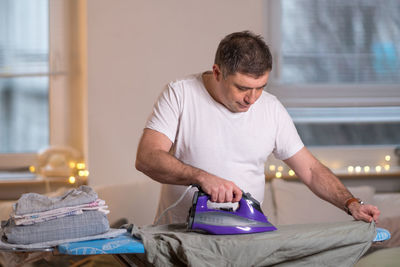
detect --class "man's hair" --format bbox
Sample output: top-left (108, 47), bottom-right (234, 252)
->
top-left (214, 31), bottom-right (272, 78)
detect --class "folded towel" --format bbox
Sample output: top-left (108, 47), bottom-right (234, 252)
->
top-left (3, 211), bottom-right (109, 244)
top-left (13, 185), bottom-right (98, 215)
top-left (12, 199), bottom-right (109, 225)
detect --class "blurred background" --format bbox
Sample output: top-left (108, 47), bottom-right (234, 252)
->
top-left (0, 0), bottom-right (399, 197)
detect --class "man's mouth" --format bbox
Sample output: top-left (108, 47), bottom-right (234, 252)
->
top-left (237, 102), bottom-right (250, 109)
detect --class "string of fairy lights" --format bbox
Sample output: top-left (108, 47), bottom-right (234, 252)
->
top-left (67, 161), bottom-right (89, 184)
top-left (267, 155), bottom-right (394, 178)
top-left (29, 161), bottom-right (89, 184)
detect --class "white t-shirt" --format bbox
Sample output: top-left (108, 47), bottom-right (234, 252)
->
top-left (146, 73), bottom-right (304, 224)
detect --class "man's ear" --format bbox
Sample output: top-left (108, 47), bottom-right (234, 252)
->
top-left (212, 64), bottom-right (222, 82)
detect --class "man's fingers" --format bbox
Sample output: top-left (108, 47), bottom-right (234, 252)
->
top-left (373, 211), bottom-right (380, 223)
top-left (368, 206), bottom-right (380, 222)
top-left (217, 189), bottom-right (226, 203)
top-left (362, 205), bottom-right (380, 222)
top-left (232, 188), bottom-right (243, 202)
top-left (225, 190), bottom-right (233, 203)
top-left (355, 211), bottom-right (373, 223)
top-left (355, 205), bottom-right (380, 223)
top-left (200, 176), bottom-right (242, 203)
top-left (210, 189), bottom-right (218, 202)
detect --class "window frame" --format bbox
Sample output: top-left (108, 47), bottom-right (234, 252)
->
top-left (0, 0), bottom-right (87, 172)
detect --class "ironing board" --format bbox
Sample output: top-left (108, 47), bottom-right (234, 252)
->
top-left (56, 227), bottom-right (390, 255)
top-left (0, 227), bottom-right (390, 254)
top-left (0, 233), bottom-right (144, 267)
top-left (0, 227), bottom-right (391, 267)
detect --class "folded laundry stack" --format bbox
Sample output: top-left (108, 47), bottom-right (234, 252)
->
top-left (1, 185), bottom-right (110, 245)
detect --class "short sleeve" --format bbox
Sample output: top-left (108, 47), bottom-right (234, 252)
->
top-left (272, 101), bottom-right (304, 160)
top-left (145, 83), bottom-right (182, 143)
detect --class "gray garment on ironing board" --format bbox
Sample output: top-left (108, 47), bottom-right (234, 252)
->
top-left (129, 220), bottom-right (375, 267)
top-left (13, 185), bottom-right (98, 215)
top-left (3, 211), bottom-right (109, 244)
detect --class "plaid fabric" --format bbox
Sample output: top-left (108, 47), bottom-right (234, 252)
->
top-left (0, 228), bottom-right (126, 250)
top-left (3, 211), bottom-right (109, 244)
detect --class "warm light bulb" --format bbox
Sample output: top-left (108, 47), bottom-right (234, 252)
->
top-left (275, 172), bottom-right (282, 178)
top-left (78, 170), bottom-right (89, 177)
top-left (29, 166), bottom-right (36, 173)
top-left (77, 162), bottom-right (86, 170)
top-left (69, 161), bottom-right (76, 169)
top-left (363, 166), bottom-right (370, 173)
top-left (277, 166), bottom-right (284, 171)
top-left (269, 165), bottom-right (276, 171)
top-left (347, 166), bottom-right (354, 173)
top-left (355, 166), bottom-right (362, 173)
top-left (375, 166), bottom-right (382, 173)
top-left (288, 170), bottom-right (295, 176)
top-left (69, 176), bottom-right (76, 184)
top-left (385, 155), bottom-right (391, 161)
top-left (384, 164), bottom-right (390, 171)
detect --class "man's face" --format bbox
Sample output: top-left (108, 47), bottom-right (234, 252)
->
top-left (214, 66), bottom-right (269, 113)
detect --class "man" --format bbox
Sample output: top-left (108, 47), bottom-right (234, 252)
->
top-left (136, 31), bottom-right (380, 225)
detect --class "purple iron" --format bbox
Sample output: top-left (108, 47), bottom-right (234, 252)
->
top-left (187, 187), bottom-right (277, 234)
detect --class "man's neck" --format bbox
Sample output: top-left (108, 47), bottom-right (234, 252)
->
top-left (202, 71), bottom-right (220, 104)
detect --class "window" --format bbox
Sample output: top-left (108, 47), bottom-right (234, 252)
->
top-left (0, 1), bottom-right (49, 155)
top-left (0, 0), bottom-right (87, 180)
top-left (278, 1), bottom-right (399, 85)
top-left (266, 0), bottom-right (400, 176)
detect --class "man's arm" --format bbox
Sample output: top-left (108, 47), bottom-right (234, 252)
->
top-left (284, 147), bottom-right (380, 223)
top-left (135, 128), bottom-right (242, 202)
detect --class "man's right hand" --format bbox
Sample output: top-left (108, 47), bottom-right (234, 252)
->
top-left (195, 173), bottom-right (242, 203)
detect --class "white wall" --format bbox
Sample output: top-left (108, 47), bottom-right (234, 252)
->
top-left (87, 0), bottom-right (266, 186)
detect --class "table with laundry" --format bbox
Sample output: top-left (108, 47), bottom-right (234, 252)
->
top-left (0, 186), bottom-right (391, 267)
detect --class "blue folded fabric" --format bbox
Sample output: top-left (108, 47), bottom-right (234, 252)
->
top-left (373, 227), bottom-right (391, 242)
top-left (57, 232), bottom-right (145, 255)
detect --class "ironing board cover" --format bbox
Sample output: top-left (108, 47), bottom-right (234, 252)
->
top-left (57, 233), bottom-right (144, 255)
top-left (373, 227), bottom-right (391, 242)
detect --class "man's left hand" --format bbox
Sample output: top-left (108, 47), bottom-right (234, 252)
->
top-left (349, 203), bottom-right (380, 223)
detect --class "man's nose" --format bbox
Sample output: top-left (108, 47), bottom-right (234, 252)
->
top-left (244, 89), bottom-right (257, 105)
